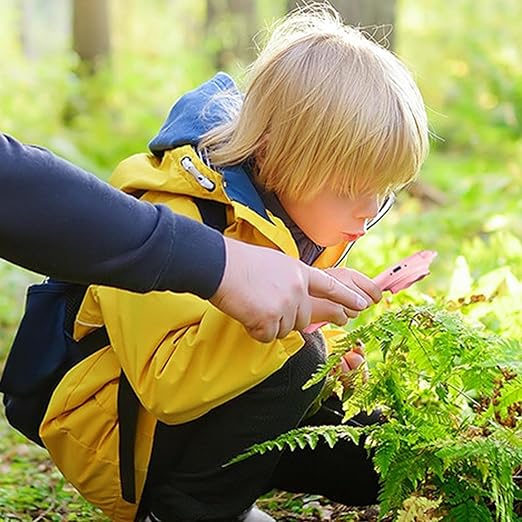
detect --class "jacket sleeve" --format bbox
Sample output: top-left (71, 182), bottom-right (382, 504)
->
top-left (92, 285), bottom-right (304, 425)
top-left (0, 133), bottom-right (225, 298)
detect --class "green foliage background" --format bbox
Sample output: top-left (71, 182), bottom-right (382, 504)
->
top-left (0, 0), bottom-right (520, 519)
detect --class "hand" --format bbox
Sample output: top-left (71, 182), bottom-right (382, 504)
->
top-left (340, 343), bottom-right (366, 372)
top-left (209, 238), bottom-right (371, 343)
top-left (304, 268), bottom-right (383, 332)
top-left (338, 342), bottom-right (369, 386)
top-left (324, 267), bottom-right (382, 306)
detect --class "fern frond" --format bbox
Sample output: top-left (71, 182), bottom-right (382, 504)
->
top-left (377, 449), bottom-right (419, 514)
top-left (495, 376), bottom-right (522, 420)
top-left (447, 500), bottom-right (494, 522)
top-left (255, 302), bottom-right (521, 520)
top-left (226, 425), bottom-right (361, 466)
top-left (495, 338), bottom-right (522, 373)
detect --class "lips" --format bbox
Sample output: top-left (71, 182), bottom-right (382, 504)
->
top-left (342, 232), bottom-right (365, 242)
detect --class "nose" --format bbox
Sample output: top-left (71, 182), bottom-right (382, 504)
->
top-left (356, 198), bottom-right (379, 232)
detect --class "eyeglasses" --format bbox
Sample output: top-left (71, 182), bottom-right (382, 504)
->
top-left (366, 192), bottom-right (396, 232)
top-left (334, 192), bottom-right (396, 266)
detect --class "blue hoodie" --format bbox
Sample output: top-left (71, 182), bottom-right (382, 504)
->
top-left (150, 72), bottom-right (236, 153)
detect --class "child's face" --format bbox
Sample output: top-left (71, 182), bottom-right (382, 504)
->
top-left (279, 190), bottom-right (380, 247)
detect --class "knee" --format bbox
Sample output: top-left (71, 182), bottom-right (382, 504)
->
top-left (286, 330), bottom-right (327, 405)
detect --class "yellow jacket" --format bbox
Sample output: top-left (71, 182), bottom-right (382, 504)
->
top-left (39, 146), bottom-right (350, 521)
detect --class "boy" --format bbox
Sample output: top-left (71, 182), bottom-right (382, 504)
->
top-left (40, 5), bottom-right (428, 521)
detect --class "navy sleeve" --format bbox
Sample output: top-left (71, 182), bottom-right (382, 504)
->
top-left (0, 133), bottom-right (225, 298)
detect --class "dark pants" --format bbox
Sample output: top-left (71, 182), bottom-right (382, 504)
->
top-left (138, 333), bottom-right (380, 521)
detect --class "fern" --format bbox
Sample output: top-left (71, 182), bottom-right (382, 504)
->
top-left (435, 435), bottom-right (522, 522)
top-left (230, 303), bottom-right (521, 520)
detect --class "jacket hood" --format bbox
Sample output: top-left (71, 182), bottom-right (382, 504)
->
top-left (147, 72), bottom-right (268, 218)
top-left (149, 72), bottom-right (236, 153)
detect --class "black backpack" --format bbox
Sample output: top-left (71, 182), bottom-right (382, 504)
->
top-left (0, 198), bottom-right (227, 504)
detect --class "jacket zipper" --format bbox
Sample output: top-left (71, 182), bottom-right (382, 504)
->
top-left (180, 156), bottom-right (215, 191)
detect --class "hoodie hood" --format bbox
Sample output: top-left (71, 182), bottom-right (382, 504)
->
top-left (149, 72), bottom-right (236, 153)
top-left (148, 73), bottom-right (269, 219)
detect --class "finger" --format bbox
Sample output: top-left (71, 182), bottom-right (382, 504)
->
top-left (343, 351), bottom-right (365, 370)
top-left (277, 306), bottom-right (297, 339)
top-left (343, 307), bottom-right (360, 319)
top-left (294, 301), bottom-right (312, 332)
top-left (330, 307), bottom-right (350, 326)
top-left (246, 321), bottom-right (279, 343)
top-left (310, 296), bottom-right (352, 325)
top-left (323, 268), bottom-right (373, 306)
top-left (350, 271), bottom-right (382, 304)
top-left (307, 268), bottom-right (369, 311)
top-left (352, 344), bottom-right (366, 357)
top-left (340, 357), bottom-right (350, 373)
top-left (318, 303), bottom-right (351, 326)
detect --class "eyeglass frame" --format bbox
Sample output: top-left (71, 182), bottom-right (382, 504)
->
top-left (334, 191), bottom-right (396, 266)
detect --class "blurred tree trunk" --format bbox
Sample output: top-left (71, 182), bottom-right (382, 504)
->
top-left (286, 0), bottom-right (396, 49)
top-left (17, 0), bottom-right (36, 59)
top-left (64, 0), bottom-right (111, 124)
top-left (18, 0), bottom-right (70, 59)
top-left (206, 0), bottom-right (257, 71)
top-left (72, 0), bottom-right (111, 74)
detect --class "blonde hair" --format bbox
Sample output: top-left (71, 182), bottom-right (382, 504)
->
top-left (198, 3), bottom-right (429, 200)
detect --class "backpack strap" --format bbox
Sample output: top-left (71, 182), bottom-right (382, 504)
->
top-left (194, 198), bottom-right (228, 233)
top-left (116, 197), bottom-right (228, 504)
top-left (77, 326), bottom-right (110, 358)
top-left (118, 371), bottom-right (139, 503)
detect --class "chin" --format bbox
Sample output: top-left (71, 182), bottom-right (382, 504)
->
top-left (304, 229), bottom-right (342, 248)
top-left (314, 236), bottom-right (340, 248)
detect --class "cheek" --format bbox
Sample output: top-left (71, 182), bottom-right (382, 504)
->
top-left (299, 208), bottom-right (345, 245)
top-left (311, 203), bottom-right (349, 230)
top-left (280, 194), bottom-right (356, 246)
top-left (286, 206), bottom-right (323, 241)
